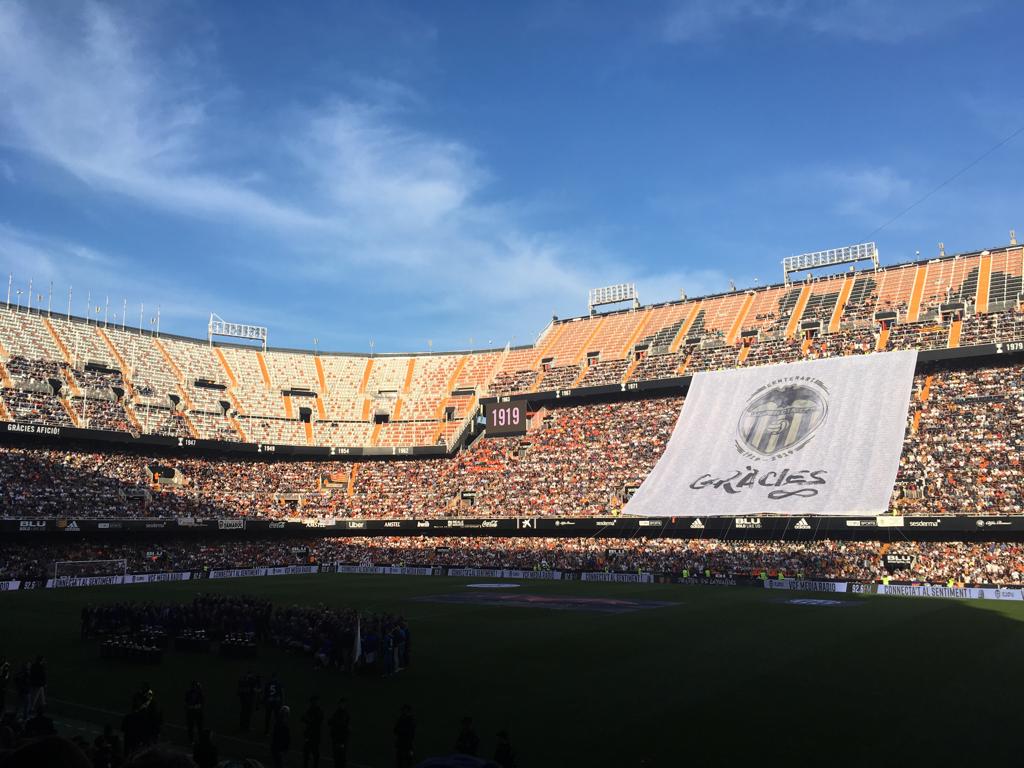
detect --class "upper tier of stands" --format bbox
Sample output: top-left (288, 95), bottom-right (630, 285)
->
top-left (1, 245), bottom-right (1021, 447)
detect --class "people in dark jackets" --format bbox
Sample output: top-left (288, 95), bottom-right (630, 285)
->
top-left (237, 671), bottom-right (258, 732)
top-left (494, 729), bottom-right (516, 767)
top-left (329, 698), bottom-right (351, 768)
top-left (455, 716), bottom-right (479, 756)
top-left (271, 704), bottom-right (291, 768)
top-left (394, 704), bottom-right (415, 768)
top-left (192, 728), bottom-right (218, 768)
top-left (301, 695), bottom-right (324, 768)
top-left (264, 673), bottom-right (284, 735)
top-left (184, 680), bottom-right (204, 743)
top-left (28, 656), bottom-right (46, 714)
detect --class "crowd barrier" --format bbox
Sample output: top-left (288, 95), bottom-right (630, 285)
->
top-left (769, 578), bottom-right (1024, 601)
top-left (580, 572), bottom-right (654, 583)
top-left (448, 568), bottom-right (562, 580)
top-left (208, 565), bottom-right (320, 579)
top-left (5, 567), bottom-right (1024, 602)
top-left (42, 572), bottom-right (193, 588)
top-left (334, 565), bottom-right (438, 576)
top-left (851, 582), bottom-right (1024, 600)
top-left (764, 579), bottom-right (848, 593)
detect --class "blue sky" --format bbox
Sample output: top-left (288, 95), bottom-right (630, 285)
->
top-left (1, 0), bottom-right (1022, 353)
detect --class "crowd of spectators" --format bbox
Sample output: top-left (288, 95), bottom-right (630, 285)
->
top-left (2, 354), bottom-right (1022, 521)
top-left (685, 343), bottom-right (739, 373)
top-left (808, 327), bottom-right (875, 357)
top-left (578, 358), bottom-right (629, 387)
top-left (2, 297), bottom-right (1021, 438)
top-left (0, 397), bottom-right (680, 520)
top-left (5, 356), bottom-right (61, 383)
top-left (887, 321), bottom-right (949, 352)
top-left (2, 389), bottom-right (74, 425)
top-left (959, 309), bottom-right (1024, 346)
top-left (893, 364), bottom-right (1024, 515)
top-left (4, 536), bottom-right (1024, 587)
top-left (487, 369), bottom-right (538, 395)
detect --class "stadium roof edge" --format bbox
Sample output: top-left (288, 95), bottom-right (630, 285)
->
top-left (4, 241), bottom-right (1016, 356)
top-left (0, 303), bottom-right (532, 358)
top-left (550, 241), bottom-right (1020, 326)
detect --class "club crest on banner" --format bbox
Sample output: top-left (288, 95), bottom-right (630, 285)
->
top-left (624, 350), bottom-right (918, 517)
top-left (736, 378), bottom-right (828, 460)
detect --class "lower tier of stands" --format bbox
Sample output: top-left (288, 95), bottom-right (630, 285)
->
top-left (2, 537), bottom-right (1024, 587)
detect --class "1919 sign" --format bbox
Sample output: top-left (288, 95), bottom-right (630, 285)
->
top-left (485, 401), bottom-right (527, 436)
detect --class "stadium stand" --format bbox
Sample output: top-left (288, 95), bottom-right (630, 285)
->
top-left (0, 353), bottom-right (1021, 520)
top-left (5, 536), bottom-right (1024, 587)
top-left (0, 396), bottom-right (678, 519)
top-left (0, 246), bottom-right (1021, 464)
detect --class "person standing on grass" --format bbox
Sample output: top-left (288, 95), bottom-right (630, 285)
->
top-left (264, 674), bottom-right (284, 735)
top-left (329, 698), bottom-right (350, 768)
top-left (28, 656), bottom-right (46, 714)
top-left (192, 727), bottom-right (218, 768)
top-left (455, 716), bottom-right (479, 756)
top-left (0, 656), bottom-right (10, 715)
top-left (301, 695), bottom-right (323, 768)
top-left (14, 662), bottom-right (31, 720)
top-left (24, 704), bottom-right (55, 738)
top-left (131, 681), bottom-right (162, 748)
top-left (184, 680), bottom-right (205, 743)
top-left (92, 724), bottom-right (122, 768)
top-left (237, 671), bottom-right (258, 732)
top-left (494, 730), bottom-right (516, 768)
top-left (394, 704), bottom-right (415, 768)
top-left (399, 622), bottom-right (411, 669)
top-left (271, 705), bottom-right (291, 768)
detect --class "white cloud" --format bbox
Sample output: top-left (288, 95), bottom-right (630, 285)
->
top-left (0, 1), bottom-right (704, 351)
top-left (775, 165), bottom-right (914, 225)
top-left (0, 222), bottom-right (281, 326)
top-left (663, 0), bottom-right (987, 44)
top-left (664, 0), bottom-right (795, 42)
top-left (823, 167), bottom-right (913, 219)
top-left (296, 100), bottom-right (484, 236)
top-left (0, 1), bottom-right (329, 232)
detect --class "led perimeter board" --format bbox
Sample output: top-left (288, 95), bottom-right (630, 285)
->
top-left (485, 401), bottom-right (527, 436)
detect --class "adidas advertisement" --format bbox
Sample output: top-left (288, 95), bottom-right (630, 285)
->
top-left (625, 351), bottom-right (917, 517)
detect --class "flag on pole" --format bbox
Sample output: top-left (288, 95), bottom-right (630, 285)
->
top-left (352, 613), bottom-right (362, 667)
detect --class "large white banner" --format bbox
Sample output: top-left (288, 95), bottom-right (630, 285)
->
top-left (626, 350), bottom-right (918, 516)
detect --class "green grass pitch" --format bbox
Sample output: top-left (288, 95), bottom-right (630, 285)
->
top-left (3, 574), bottom-right (1023, 767)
